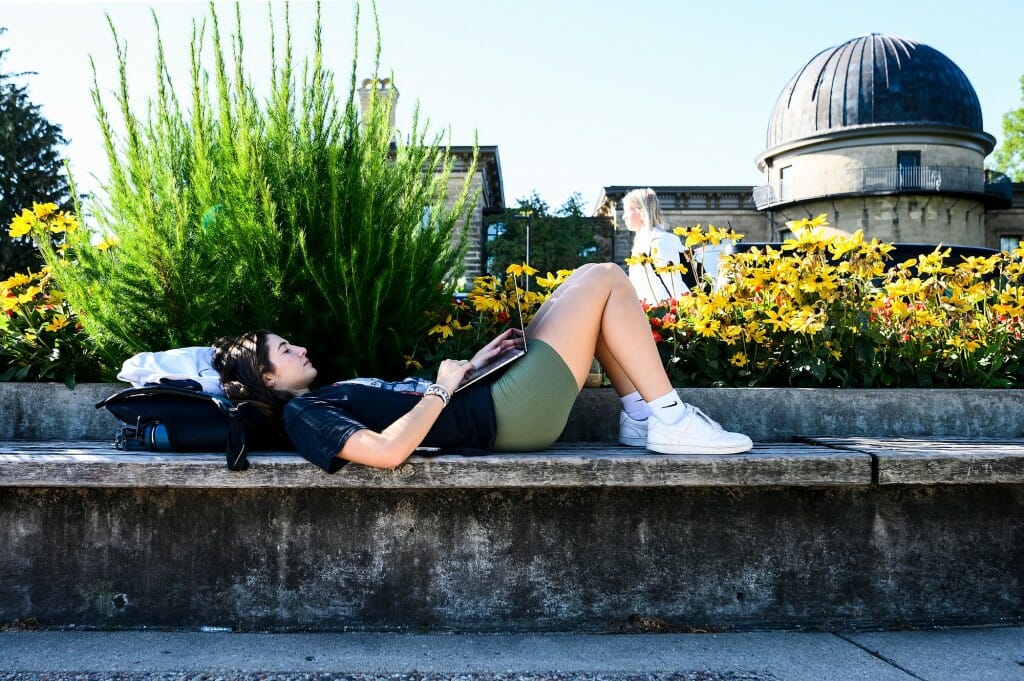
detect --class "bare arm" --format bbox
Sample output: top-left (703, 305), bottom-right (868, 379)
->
top-left (338, 396), bottom-right (449, 469)
top-left (334, 330), bottom-right (513, 470)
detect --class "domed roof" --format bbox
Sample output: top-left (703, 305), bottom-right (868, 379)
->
top-left (766, 34), bottom-right (983, 150)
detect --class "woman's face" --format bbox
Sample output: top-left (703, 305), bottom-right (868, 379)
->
top-left (623, 202), bottom-right (645, 232)
top-left (263, 333), bottom-right (317, 394)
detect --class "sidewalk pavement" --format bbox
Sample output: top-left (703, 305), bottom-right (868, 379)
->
top-left (1, 627), bottom-right (1022, 681)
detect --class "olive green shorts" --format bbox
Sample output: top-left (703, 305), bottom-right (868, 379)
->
top-left (490, 338), bottom-right (580, 451)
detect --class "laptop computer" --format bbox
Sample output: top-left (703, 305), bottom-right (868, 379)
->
top-left (453, 285), bottom-right (528, 393)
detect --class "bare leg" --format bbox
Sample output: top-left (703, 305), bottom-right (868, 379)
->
top-left (527, 264), bottom-right (752, 454)
top-left (526, 263), bottom-right (671, 399)
top-left (529, 264), bottom-right (637, 394)
top-left (595, 336), bottom-right (637, 396)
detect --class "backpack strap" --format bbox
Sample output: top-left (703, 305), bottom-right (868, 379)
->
top-left (225, 415), bottom-right (249, 471)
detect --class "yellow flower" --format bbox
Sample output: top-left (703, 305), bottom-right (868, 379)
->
top-left (729, 352), bottom-right (748, 367)
top-left (7, 209), bottom-right (34, 238)
top-left (674, 225), bottom-right (707, 248)
top-left (536, 270), bottom-right (568, 289)
top-left (789, 306), bottom-right (826, 335)
top-left (96, 235), bottom-right (120, 251)
top-left (654, 263), bottom-right (686, 275)
top-left (32, 202), bottom-right (58, 219)
top-left (43, 314), bottom-right (70, 333)
top-left (704, 224), bottom-right (742, 245)
top-left (946, 336), bottom-right (981, 353)
top-left (789, 214), bottom-right (830, 232)
top-left (885, 278), bottom-right (924, 298)
top-left (762, 308), bottom-right (789, 332)
top-left (914, 247), bottom-right (954, 276)
top-left (743, 321), bottom-right (767, 344)
top-left (693, 317), bottom-right (720, 337)
top-left (2, 271), bottom-right (34, 288)
top-left (957, 255), bottom-right (999, 277)
top-left (404, 355), bottom-right (423, 371)
top-left (17, 285), bottom-right (41, 303)
top-left (718, 324), bottom-right (743, 343)
top-left (428, 316), bottom-right (455, 338)
top-left (625, 253), bottom-right (651, 267)
top-left (506, 263), bottom-right (538, 277)
top-left (47, 212), bottom-right (79, 234)
top-left (828, 230), bottom-right (865, 258)
top-left (468, 295), bottom-right (506, 315)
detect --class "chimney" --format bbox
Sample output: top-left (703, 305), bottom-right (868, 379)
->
top-left (357, 77), bottom-right (399, 130)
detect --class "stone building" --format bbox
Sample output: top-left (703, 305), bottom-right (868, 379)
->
top-left (595, 34), bottom-right (1024, 258)
top-left (357, 78), bottom-right (506, 277)
top-left (444, 146), bottom-right (504, 276)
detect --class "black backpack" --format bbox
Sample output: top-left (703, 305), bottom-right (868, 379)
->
top-left (96, 382), bottom-right (291, 471)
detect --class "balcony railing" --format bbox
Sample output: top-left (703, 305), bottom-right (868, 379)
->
top-left (753, 165), bottom-right (1012, 209)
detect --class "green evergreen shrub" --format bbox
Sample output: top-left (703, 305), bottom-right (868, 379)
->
top-left (40, 4), bottom-right (475, 380)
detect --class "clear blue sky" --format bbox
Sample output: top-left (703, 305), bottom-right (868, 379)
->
top-left (1, 0), bottom-right (1022, 213)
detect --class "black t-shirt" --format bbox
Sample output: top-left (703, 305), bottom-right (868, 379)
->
top-left (282, 377), bottom-right (496, 473)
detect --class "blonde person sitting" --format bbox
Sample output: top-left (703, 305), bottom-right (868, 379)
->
top-left (618, 187), bottom-right (692, 447)
top-left (622, 188), bottom-right (689, 304)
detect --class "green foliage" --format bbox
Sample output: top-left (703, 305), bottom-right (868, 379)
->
top-left (992, 73), bottom-right (1024, 181)
top-left (485, 192), bottom-right (612, 276)
top-left (0, 27), bottom-right (72, 278)
top-left (38, 4), bottom-right (475, 380)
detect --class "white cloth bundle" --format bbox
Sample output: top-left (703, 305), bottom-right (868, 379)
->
top-left (117, 346), bottom-right (224, 395)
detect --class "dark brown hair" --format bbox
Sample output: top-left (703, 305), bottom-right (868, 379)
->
top-left (212, 330), bottom-right (295, 416)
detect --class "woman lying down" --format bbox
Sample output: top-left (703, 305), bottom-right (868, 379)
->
top-left (213, 263), bottom-right (751, 473)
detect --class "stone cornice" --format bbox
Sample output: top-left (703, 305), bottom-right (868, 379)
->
top-left (757, 124), bottom-right (997, 170)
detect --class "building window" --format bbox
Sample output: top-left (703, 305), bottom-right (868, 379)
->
top-left (483, 215), bottom-right (506, 275)
top-left (779, 165), bottom-right (792, 201)
top-left (897, 150), bottom-right (921, 190)
top-left (1000, 235), bottom-right (1022, 253)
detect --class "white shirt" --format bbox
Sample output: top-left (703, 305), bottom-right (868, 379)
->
top-left (628, 227), bottom-right (690, 304)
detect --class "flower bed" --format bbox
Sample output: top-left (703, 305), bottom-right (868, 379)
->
top-left (417, 217), bottom-right (1024, 388)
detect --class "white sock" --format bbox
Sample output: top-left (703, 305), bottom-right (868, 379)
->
top-left (620, 391), bottom-right (651, 421)
top-left (648, 390), bottom-right (688, 425)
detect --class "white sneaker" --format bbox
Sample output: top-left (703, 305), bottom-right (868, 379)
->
top-left (619, 412), bottom-right (648, 447)
top-left (646, 406), bottom-right (752, 455)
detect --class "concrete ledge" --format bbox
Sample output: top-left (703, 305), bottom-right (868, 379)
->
top-left (4, 384), bottom-right (1024, 442)
top-left (563, 388), bottom-right (1024, 442)
top-left (804, 436), bottom-right (1024, 485)
top-left (0, 382), bottom-right (123, 440)
top-left (0, 441), bottom-right (871, 488)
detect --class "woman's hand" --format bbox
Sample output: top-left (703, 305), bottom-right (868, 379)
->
top-left (434, 358), bottom-right (477, 394)
top-left (467, 328), bottom-right (524, 373)
top-left (433, 329), bottom-right (525, 394)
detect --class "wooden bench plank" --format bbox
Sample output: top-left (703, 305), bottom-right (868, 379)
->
top-left (0, 441), bottom-right (871, 488)
top-left (801, 437), bottom-right (1024, 484)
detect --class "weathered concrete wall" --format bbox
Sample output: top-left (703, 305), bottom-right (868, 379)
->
top-left (2, 483), bottom-right (1020, 631)
top-left (0, 383), bottom-right (124, 440)
top-left (560, 388), bottom-right (1024, 443)
top-left (4, 384), bottom-right (1023, 442)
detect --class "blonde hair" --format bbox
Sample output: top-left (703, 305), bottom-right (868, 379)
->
top-left (622, 188), bottom-right (665, 230)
